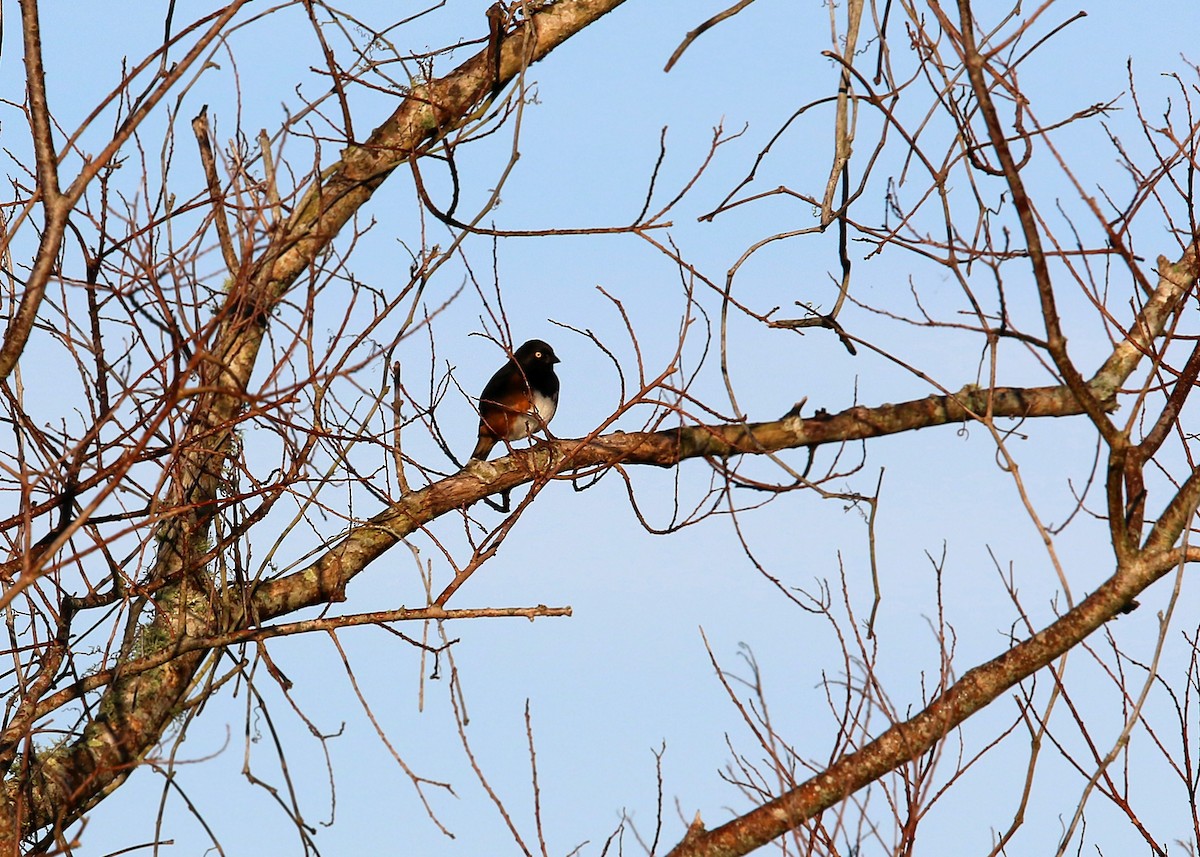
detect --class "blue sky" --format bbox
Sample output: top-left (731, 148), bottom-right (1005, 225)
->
top-left (6, 1), bottom-right (1200, 854)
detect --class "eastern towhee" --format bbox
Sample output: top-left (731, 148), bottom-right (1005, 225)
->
top-left (470, 339), bottom-right (561, 460)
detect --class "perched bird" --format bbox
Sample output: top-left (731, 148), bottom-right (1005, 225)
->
top-left (470, 339), bottom-right (561, 461)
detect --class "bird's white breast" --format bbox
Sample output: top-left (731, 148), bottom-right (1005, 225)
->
top-left (507, 390), bottom-right (557, 439)
top-left (532, 390), bottom-right (557, 424)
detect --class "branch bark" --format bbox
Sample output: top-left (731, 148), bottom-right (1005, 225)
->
top-left (662, 547), bottom-right (1180, 857)
top-left (249, 380), bottom-right (1103, 622)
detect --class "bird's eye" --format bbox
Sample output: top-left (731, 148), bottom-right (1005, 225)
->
top-left (535, 351), bottom-right (543, 358)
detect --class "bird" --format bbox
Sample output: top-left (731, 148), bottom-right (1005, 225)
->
top-left (470, 339), bottom-right (561, 461)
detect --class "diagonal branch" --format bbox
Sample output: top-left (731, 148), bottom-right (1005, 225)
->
top-left (0, 0), bottom-right (629, 845)
top-left (249, 380), bottom-right (1105, 622)
top-left (662, 545), bottom-right (1184, 857)
top-left (1089, 247), bottom-right (1200, 399)
top-left (0, 0), bottom-right (65, 385)
top-left (19, 0), bottom-right (60, 205)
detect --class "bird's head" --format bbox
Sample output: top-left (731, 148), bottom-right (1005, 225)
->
top-left (515, 339), bottom-right (560, 367)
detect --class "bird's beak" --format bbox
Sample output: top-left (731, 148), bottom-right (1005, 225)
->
top-left (552, 355), bottom-right (561, 364)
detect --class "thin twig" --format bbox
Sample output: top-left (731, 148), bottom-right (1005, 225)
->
top-left (664, 0), bottom-right (759, 73)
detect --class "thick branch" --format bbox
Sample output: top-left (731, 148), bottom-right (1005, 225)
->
top-left (1090, 248), bottom-right (1200, 399)
top-left (19, 0), bottom-right (59, 203)
top-left (663, 547), bottom-right (1180, 857)
top-left (0, 1), bottom-right (63, 384)
top-left (250, 381), bottom-right (1098, 621)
